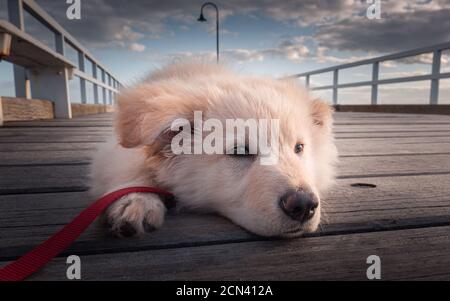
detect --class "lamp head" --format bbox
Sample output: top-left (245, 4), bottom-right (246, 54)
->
top-left (197, 13), bottom-right (207, 22)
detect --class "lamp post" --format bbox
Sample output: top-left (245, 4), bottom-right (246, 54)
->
top-left (197, 2), bottom-right (219, 63)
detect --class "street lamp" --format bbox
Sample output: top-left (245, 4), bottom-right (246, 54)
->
top-left (197, 2), bottom-right (219, 63)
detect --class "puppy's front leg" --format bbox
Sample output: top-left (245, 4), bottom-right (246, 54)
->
top-left (105, 192), bottom-right (166, 237)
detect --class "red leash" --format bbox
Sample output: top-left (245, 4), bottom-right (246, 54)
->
top-left (0, 187), bottom-right (174, 281)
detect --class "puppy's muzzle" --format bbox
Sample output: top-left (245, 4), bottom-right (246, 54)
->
top-left (279, 189), bottom-right (319, 223)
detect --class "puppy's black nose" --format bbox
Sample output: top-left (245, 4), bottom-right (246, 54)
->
top-left (279, 189), bottom-right (319, 223)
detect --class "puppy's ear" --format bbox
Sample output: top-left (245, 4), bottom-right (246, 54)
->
top-left (311, 99), bottom-right (333, 128)
top-left (115, 83), bottom-right (203, 148)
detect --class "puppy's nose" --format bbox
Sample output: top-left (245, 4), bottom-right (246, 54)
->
top-left (279, 189), bottom-right (319, 223)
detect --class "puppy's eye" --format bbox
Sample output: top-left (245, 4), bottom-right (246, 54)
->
top-left (294, 143), bottom-right (304, 154)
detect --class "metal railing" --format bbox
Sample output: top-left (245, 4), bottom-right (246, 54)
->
top-left (1, 0), bottom-right (121, 118)
top-left (289, 42), bottom-right (450, 105)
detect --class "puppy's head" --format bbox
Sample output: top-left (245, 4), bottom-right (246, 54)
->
top-left (116, 63), bottom-right (337, 238)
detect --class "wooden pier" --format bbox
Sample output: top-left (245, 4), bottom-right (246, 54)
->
top-left (1, 112), bottom-right (450, 280)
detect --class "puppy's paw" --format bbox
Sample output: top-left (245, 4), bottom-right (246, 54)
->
top-left (105, 192), bottom-right (166, 237)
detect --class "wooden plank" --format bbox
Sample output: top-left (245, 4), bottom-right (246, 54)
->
top-left (335, 104), bottom-right (450, 116)
top-left (334, 113), bottom-right (450, 120)
top-left (2, 140), bottom-right (450, 165)
top-left (0, 150), bottom-right (95, 166)
top-left (8, 226), bottom-right (449, 280)
top-left (336, 118), bottom-right (450, 124)
top-left (1, 174), bottom-right (449, 260)
top-left (14, 126), bottom-right (447, 134)
top-left (334, 119), bottom-right (450, 125)
top-left (1, 121), bottom-right (113, 128)
top-left (3, 130), bottom-right (450, 143)
top-left (0, 165), bottom-right (88, 194)
top-left (2, 112), bottom-right (449, 127)
top-left (0, 127), bottom-right (112, 134)
top-left (0, 134), bottom-right (107, 143)
top-left (338, 154), bottom-right (450, 178)
top-left (334, 112), bottom-right (450, 118)
top-left (336, 124), bottom-right (450, 132)
top-left (336, 132), bottom-right (450, 139)
top-left (3, 174), bottom-right (449, 228)
top-left (2, 153), bottom-right (450, 194)
top-left (0, 142), bottom-right (102, 152)
top-left (337, 141), bottom-right (450, 157)
top-left (338, 136), bottom-right (450, 144)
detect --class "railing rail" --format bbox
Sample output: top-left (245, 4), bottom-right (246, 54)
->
top-left (288, 41), bottom-right (450, 105)
top-left (1, 0), bottom-right (122, 118)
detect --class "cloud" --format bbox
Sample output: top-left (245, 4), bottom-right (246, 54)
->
top-left (129, 43), bottom-right (146, 52)
top-left (32, 0), bottom-right (365, 49)
top-left (30, 0), bottom-right (450, 67)
top-left (314, 1), bottom-right (450, 54)
top-left (34, 0), bottom-right (197, 48)
top-left (179, 25), bottom-right (190, 31)
top-left (168, 39), bottom-right (312, 64)
top-left (263, 0), bottom-right (362, 27)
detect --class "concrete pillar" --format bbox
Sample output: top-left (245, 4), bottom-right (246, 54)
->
top-left (13, 65), bottom-right (31, 98)
top-left (7, 0), bottom-right (29, 99)
top-left (30, 67), bottom-right (72, 118)
top-left (0, 96), bottom-right (3, 126)
top-left (78, 52), bottom-right (86, 104)
top-left (101, 69), bottom-right (107, 104)
top-left (7, 0), bottom-right (24, 29)
top-left (430, 50), bottom-right (441, 105)
top-left (371, 62), bottom-right (379, 105)
top-left (332, 69), bottom-right (339, 105)
top-left (92, 64), bottom-right (99, 104)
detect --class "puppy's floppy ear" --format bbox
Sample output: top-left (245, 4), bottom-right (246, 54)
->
top-left (115, 83), bottom-right (203, 148)
top-left (310, 98), bottom-right (333, 128)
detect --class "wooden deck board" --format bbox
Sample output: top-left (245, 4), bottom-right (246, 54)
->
top-left (1, 174), bottom-right (450, 261)
top-left (15, 226), bottom-right (450, 281)
top-left (3, 141), bottom-right (450, 165)
top-left (1, 112), bottom-right (450, 280)
top-left (2, 154), bottom-right (450, 194)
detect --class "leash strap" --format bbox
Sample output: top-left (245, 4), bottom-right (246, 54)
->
top-left (0, 187), bottom-right (174, 281)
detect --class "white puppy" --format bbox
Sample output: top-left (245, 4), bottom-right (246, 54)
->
top-left (90, 63), bottom-right (337, 238)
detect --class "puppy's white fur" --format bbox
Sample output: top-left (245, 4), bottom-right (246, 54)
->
top-left (90, 62), bottom-right (337, 238)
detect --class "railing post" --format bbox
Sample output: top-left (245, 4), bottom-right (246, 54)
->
top-left (78, 52), bottom-right (87, 104)
top-left (108, 74), bottom-right (112, 105)
top-left (430, 50), bottom-right (441, 105)
top-left (111, 80), bottom-right (116, 105)
top-left (371, 62), bottom-right (379, 105)
top-left (332, 69), bottom-right (339, 105)
top-left (92, 64), bottom-right (99, 104)
top-left (102, 70), bottom-right (107, 104)
top-left (0, 96), bottom-right (3, 126)
top-left (8, 0), bottom-right (30, 99)
top-left (305, 75), bottom-right (310, 88)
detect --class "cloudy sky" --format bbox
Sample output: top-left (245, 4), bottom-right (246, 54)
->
top-left (1, 0), bottom-right (450, 104)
